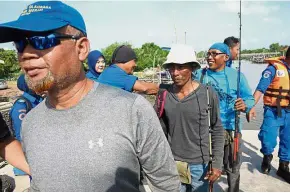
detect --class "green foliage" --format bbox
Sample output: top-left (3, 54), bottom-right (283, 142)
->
top-left (241, 43), bottom-right (288, 54)
top-left (0, 49), bottom-right (19, 79)
top-left (83, 59), bottom-right (88, 71)
top-left (197, 51), bottom-right (206, 58)
top-left (134, 42), bottom-right (168, 71)
top-left (269, 43), bottom-right (280, 52)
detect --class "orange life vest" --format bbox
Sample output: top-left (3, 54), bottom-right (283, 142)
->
top-left (263, 57), bottom-right (290, 110)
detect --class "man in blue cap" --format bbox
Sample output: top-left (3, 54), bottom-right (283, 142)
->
top-left (0, 1), bottom-right (180, 191)
top-left (10, 74), bottom-right (43, 176)
top-left (195, 43), bottom-right (255, 192)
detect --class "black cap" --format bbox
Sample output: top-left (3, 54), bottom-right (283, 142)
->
top-left (111, 45), bottom-right (137, 64)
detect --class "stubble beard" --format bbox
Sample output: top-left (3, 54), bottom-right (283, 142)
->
top-left (25, 71), bottom-right (54, 95)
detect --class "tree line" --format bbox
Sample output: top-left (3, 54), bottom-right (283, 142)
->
top-left (242, 43), bottom-right (288, 54)
top-left (0, 42), bottom-right (288, 79)
top-left (196, 42), bottom-right (288, 58)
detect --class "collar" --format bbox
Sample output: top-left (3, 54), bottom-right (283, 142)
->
top-left (22, 92), bottom-right (42, 104)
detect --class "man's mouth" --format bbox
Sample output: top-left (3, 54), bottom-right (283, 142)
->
top-left (26, 68), bottom-right (41, 77)
top-left (24, 66), bottom-right (47, 80)
top-left (207, 61), bottom-right (214, 65)
top-left (173, 77), bottom-right (183, 81)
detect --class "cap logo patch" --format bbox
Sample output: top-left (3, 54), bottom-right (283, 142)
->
top-left (21, 5), bottom-right (52, 16)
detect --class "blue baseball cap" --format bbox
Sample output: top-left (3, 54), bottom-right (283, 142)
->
top-left (0, 1), bottom-right (86, 43)
top-left (209, 43), bottom-right (230, 56)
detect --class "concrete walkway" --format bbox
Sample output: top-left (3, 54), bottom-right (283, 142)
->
top-left (0, 165), bottom-right (30, 192)
top-left (0, 130), bottom-right (289, 192)
top-left (214, 130), bottom-right (290, 192)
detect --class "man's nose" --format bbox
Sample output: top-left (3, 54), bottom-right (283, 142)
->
top-left (171, 67), bottom-right (180, 76)
top-left (207, 54), bottom-right (213, 59)
top-left (19, 44), bottom-right (40, 61)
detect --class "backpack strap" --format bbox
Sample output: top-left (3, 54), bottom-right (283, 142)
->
top-left (206, 84), bottom-right (215, 126)
top-left (156, 89), bottom-right (168, 118)
top-left (200, 67), bottom-right (208, 83)
top-left (155, 84), bottom-right (171, 118)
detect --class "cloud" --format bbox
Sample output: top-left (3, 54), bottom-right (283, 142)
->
top-left (263, 17), bottom-right (282, 24)
top-left (0, 43), bottom-right (14, 50)
top-left (280, 31), bottom-right (288, 39)
top-left (217, 1), bottom-right (280, 16)
top-left (248, 38), bottom-right (259, 43)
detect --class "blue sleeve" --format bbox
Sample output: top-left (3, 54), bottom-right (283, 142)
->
top-left (255, 66), bottom-right (276, 94)
top-left (240, 73), bottom-right (255, 113)
top-left (98, 67), bottom-right (138, 92)
top-left (10, 101), bottom-right (27, 141)
top-left (123, 75), bottom-right (138, 92)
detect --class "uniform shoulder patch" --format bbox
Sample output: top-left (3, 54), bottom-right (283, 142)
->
top-left (263, 70), bottom-right (271, 78)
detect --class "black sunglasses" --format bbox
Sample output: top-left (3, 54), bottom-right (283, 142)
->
top-left (14, 33), bottom-right (82, 53)
top-left (206, 52), bottom-right (226, 58)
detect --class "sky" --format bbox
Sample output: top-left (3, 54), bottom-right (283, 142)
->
top-left (0, 0), bottom-right (289, 52)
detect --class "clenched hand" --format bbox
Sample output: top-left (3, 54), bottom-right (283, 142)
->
top-left (235, 98), bottom-right (247, 112)
top-left (205, 168), bottom-right (222, 183)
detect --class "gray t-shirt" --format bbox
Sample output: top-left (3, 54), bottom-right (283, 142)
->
top-left (21, 83), bottom-right (180, 192)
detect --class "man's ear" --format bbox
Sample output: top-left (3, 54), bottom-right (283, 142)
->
top-left (225, 55), bottom-right (229, 62)
top-left (76, 37), bottom-right (90, 62)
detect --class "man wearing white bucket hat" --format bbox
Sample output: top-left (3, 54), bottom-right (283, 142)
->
top-left (155, 44), bottom-right (224, 191)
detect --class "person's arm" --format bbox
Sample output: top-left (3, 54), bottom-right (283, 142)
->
top-left (206, 87), bottom-right (224, 182)
top-left (209, 87), bottom-right (224, 170)
top-left (133, 80), bottom-right (159, 95)
top-left (133, 95), bottom-right (180, 192)
top-left (0, 113), bottom-right (30, 175)
top-left (0, 137), bottom-right (30, 175)
top-left (246, 66), bottom-right (275, 121)
top-left (253, 66), bottom-right (276, 105)
top-left (252, 90), bottom-right (263, 105)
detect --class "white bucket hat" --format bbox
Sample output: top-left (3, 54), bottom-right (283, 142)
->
top-left (163, 44), bottom-right (201, 69)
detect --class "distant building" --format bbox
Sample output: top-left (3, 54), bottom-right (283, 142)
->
top-left (161, 47), bottom-right (171, 51)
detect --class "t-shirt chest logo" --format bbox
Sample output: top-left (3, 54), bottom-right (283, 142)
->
top-left (88, 138), bottom-right (103, 149)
